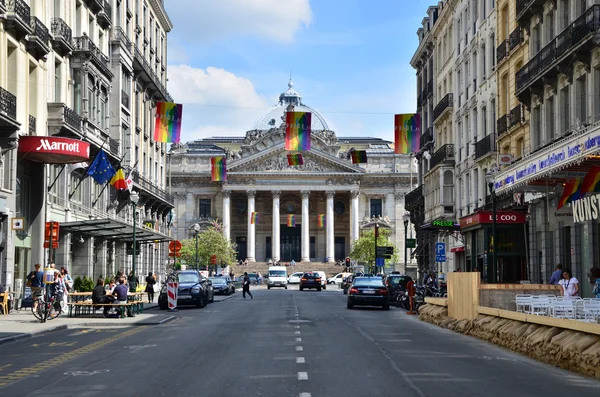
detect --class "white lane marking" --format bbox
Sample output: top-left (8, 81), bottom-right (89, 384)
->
top-left (273, 356), bottom-right (299, 360)
top-left (294, 325), bottom-right (300, 329)
top-left (296, 357), bottom-right (305, 364)
top-left (64, 369), bottom-right (109, 376)
top-left (296, 338), bottom-right (302, 342)
top-left (299, 393), bottom-right (311, 397)
top-left (294, 331), bottom-right (301, 335)
top-left (295, 346), bottom-right (303, 352)
top-left (298, 372), bottom-right (308, 380)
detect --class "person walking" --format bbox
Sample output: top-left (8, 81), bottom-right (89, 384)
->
top-left (242, 272), bottom-right (253, 300)
top-left (145, 272), bottom-right (156, 302)
top-left (549, 264), bottom-right (563, 285)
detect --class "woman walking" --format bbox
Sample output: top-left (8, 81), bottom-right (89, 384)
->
top-left (145, 272), bottom-right (156, 302)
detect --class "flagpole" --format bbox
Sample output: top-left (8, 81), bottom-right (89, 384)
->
top-left (91, 153), bottom-right (128, 208)
top-left (47, 164), bottom-right (67, 192)
top-left (68, 137), bottom-right (110, 199)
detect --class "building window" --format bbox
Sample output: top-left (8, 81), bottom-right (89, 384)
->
top-left (594, 68), bottom-right (600, 123)
top-left (370, 199), bottom-right (382, 218)
top-left (532, 105), bottom-right (542, 149)
top-left (490, 98), bottom-right (496, 134)
top-left (560, 86), bottom-right (570, 133)
top-left (482, 105), bottom-right (487, 136)
top-left (516, 138), bottom-right (524, 159)
top-left (443, 170), bottom-right (454, 205)
top-left (532, 25), bottom-right (541, 55)
top-left (546, 96), bottom-right (555, 141)
top-left (55, 62), bottom-right (61, 102)
top-left (334, 201), bottom-right (345, 215)
top-left (576, 75), bottom-right (587, 124)
top-left (199, 199), bottom-right (211, 218)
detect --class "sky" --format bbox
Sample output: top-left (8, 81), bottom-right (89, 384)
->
top-left (164, 0), bottom-right (428, 144)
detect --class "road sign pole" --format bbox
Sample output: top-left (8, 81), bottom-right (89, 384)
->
top-left (374, 224), bottom-right (379, 275)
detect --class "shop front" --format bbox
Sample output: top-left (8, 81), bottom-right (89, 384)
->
top-left (460, 210), bottom-right (528, 283)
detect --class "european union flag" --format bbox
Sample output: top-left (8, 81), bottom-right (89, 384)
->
top-left (87, 149), bottom-right (116, 185)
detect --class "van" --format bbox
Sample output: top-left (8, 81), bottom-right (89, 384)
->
top-left (267, 266), bottom-right (288, 289)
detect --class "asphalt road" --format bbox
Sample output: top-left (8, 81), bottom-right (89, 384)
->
top-left (1, 285), bottom-right (600, 397)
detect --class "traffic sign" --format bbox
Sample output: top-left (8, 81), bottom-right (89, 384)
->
top-left (406, 238), bottom-right (416, 248)
top-left (375, 257), bottom-right (385, 267)
top-left (169, 240), bottom-right (182, 252)
top-left (211, 255), bottom-right (217, 265)
top-left (376, 246), bottom-right (394, 256)
top-left (435, 242), bottom-right (446, 262)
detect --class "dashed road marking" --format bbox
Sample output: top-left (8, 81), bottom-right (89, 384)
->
top-left (296, 338), bottom-right (302, 342)
top-left (294, 331), bottom-right (301, 335)
top-left (294, 325), bottom-right (300, 329)
top-left (299, 393), bottom-right (311, 397)
top-left (296, 357), bottom-right (305, 364)
top-left (295, 346), bottom-right (303, 352)
top-left (298, 372), bottom-right (308, 380)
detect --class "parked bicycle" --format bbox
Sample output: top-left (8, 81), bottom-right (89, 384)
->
top-left (31, 287), bottom-right (62, 322)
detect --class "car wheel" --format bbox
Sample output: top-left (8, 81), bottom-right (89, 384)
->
top-left (268, 286), bottom-right (271, 289)
top-left (196, 296), bottom-right (206, 308)
top-left (209, 294), bottom-right (214, 303)
top-left (285, 286), bottom-right (288, 290)
top-left (347, 301), bottom-right (354, 309)
top-left (383, 304), bottom-right (390, 311)
top-left (323, 285), bottom-right (326, 290)
top-left (300, 287), bottom-right (304, 291)
top-left (317, 286), bottom-right (322, 291)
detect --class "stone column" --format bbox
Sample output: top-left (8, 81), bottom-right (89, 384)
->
top-left (301, 190), bottom-right (310, 262)
top-left (272, 190), bottom-right (281, 262)
top-left (350, 190), bottom-right (360, 246)
top-left (222, 190), bottom-right (231, 242)
top-left (246, 190), bottom-right (256, 262)
top-left (326, 191), bottom-right (335, 263)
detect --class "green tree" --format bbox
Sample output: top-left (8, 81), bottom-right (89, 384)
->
top-left (348, 228), bottom-right (400, 272)
top-left (179, 225), bottom-right (237, 271)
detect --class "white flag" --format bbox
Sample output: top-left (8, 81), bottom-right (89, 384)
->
top-left (125, 173), bottom-right (133, 192)
top-left (69, 162), bottom-right (88, 172)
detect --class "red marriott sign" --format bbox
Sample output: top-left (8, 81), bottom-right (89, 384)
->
top-left (18, 136), bottom-right (90, 164)
top-left (459, 211), bottom-right (527, 229)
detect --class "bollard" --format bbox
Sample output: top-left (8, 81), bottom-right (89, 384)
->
top-left (167, 281), bottom-right (178, 312)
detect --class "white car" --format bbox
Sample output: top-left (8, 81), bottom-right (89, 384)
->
top-left (288, 272), bottom-right (304, 284)
top-left (328, 273), bottom-right (351, 285)
top-left (312, 271), bottom-right (327, 289)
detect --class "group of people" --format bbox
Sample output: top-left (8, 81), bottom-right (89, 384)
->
top-left (27, 263), bottom-right (73, 312)
top-left (548, 264), bottom-right (600, 298)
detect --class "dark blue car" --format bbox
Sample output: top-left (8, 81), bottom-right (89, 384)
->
top-left (159, 270), bottom-right (214, 309)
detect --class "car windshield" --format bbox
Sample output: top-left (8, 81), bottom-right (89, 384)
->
top-left (209, 277), bottom-right (226, 284)
top-left (353, 277), bottom-right (384, 287)
top-left (387, 276), bottom-right (409, 286)
top-left (177, 273), bottom-right (199, 283)
top-left (269, 270), bottom-right (286, 277)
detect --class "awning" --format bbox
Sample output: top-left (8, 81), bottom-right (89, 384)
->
top-left (18, 136), bottom-right (90, 164)
top-left (59, 219), bottom-right (171, 242)
top-left (450, 246), bottom-right (465, 253)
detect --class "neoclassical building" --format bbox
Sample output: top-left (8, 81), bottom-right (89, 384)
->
top-left (170, 81), bottom-right (416, 272)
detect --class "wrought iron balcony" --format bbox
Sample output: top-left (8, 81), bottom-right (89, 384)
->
top-left (405, 185), bottom-right (424, 211)
top-left (28, 115), bottom-right (36, 135)
top-left (516, 0), bottom-right (545, 26)
top-left (109, 137), bottom-right (120, 154)
top-left (433, 93), bottom-right (453, 121)
top-left (475, 134), bottom-right (497, 160)
top-left (417, 94), bottom-right (422, 109)
top-left (132, 44), bottom-right (172, 102)
top-left (509, 28), bottom-right (523, 52)
top-left (27, 16), bottom-right (50, 59)
top-left (132, 172), bottom-right (174, 206)
top-left (83, 0), bottom-right (103, 14)
top-left (47, 103), bottom-right (82, 137)
top-left (421, 89), bottom-right (427, 103)
top-left (509, 105), bottom-right (523, 129)
top-left (112, 27), bottom-right (132, 51)
top-left (6, 0), bottom-right (32, 38)
top-left (516, 5), bottom-right (600, 96)
top-left (97, 0), bottom-right (112, 28)
top-left (121, 91), bottom-right (130, 109)
top-left (0, 86), bottom-right (19, 149)
top-left (0, 0), bottom-right (5, 12)
top-left (429, 144), bottom-right (455, 170)
top-left (427, 80), bottom-right (433, 97)
top-left (50, 18), bottom-right (73, 56)
top-left (420, 127), bottom-right (433, 148)
top-left (496, 40), bottom-right (508, 64)
top-left (497, 115), bottom-right (509, 137)
top-left (72, 35), bottom-right (113, 79)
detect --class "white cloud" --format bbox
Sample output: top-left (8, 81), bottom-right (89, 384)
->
top-left (166, 0), bottom-right (312, 43)
top-left (168, 65), bottom-right (272, 141)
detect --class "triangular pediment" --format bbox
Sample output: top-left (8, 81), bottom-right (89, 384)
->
top-left (228, 144), bottom-right (364, 174)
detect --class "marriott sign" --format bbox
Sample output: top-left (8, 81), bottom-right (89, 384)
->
top-left (18, 136), bottom-right (90, 164)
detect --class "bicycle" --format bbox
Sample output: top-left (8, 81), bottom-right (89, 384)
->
top-left (32, 289), bottom-right (62, 322)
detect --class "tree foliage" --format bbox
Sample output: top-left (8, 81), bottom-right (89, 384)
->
top-left (348, 228), bottom-right (400, 269)
top-left (178, 226), bottom-right (237, 270)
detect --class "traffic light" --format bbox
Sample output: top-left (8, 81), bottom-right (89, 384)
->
top-left (374, 224), bottom-right (379, 238)
top-left (345, 257), bottom-right (351, 267)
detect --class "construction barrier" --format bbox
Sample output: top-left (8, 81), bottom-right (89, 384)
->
top-left (167, 282), bottom-right (178, 311)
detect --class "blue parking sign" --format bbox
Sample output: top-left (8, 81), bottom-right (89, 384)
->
top-left (435, 242), bottom-right (446, 262)
top-left (375, 257), bottom-right (385, 267)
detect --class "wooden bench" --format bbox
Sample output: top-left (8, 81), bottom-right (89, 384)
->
top-left (67, 302), bottom-right (135, 318)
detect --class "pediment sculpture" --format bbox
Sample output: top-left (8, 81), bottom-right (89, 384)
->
top-left (238, 155), bottom-right (345, 173)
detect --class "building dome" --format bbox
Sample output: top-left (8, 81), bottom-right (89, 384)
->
top-left (253, 79), bottom-right (330, 131)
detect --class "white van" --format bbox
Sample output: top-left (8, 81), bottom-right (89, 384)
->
top-left (267, 266), bottom-right (288, 289)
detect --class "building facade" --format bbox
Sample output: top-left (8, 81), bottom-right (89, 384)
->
top-left (169, 81), bottom-right (417, 275)
top-left (0, 0), bottom-right (174, 302)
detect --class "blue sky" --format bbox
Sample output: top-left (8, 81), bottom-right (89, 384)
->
top-left (165, 0), bottom-right (427, 143)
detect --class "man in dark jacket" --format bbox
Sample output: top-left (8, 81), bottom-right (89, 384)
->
top-left (92, 278), bottom-right (114, 317)
top-left (242, 272), bottom-right (253, 300)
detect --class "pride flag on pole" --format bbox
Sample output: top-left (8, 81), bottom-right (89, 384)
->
top-left (211, 156), bottom-right (227, 182)
top-left (318, 214), bottom-right (325, 228)
top-left (287, 214), bottom-right (296, 227)
top-left (394, 114), bottom-right (421, 154)
top-left (557, 179), bottom-right (582, 210)
top-left (250, 212), bottom-right (260, 224)
top-left (154, 102), bottom-right (183, 143)
top-left (580, 166), bottom-right (600, 194)
top-left (285, 112), bottom-right (311, 151)
top-left (287, 153), bottom-right (304, 166)
top-left (351, 150), bottom-right (368, 164)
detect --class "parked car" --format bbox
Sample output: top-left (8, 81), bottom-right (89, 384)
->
top-left (158, 270), bottom-right (214, 310)
top-left (384, 274), bottom-right (413, 292)
top-left (210, 276), bottom-right (235, 295)
top-left (248, 273), bottom-right (260, 285)
top-left (300, 272), bottom-right (322, 291)
top-left (311, 271), bottom-right (327, 289)
top-left (347, 276), bottom-right (389, 310)
top-left (288, 272), bottom-right (304, 284)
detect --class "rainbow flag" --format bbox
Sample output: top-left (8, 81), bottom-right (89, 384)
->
top-left (250, 212), bottom-right (260, 225)
top-left (285, 112), bottom-right (311, 151)
top-left (351, 150), bottom-right (368, 164)
top-left (287, 153), bottom-right (304, 166)
top-left (580, 166), bottom-right (600, 194)
top-left (154, 102), bottom-right (183, 143)
top-left (287, 214), bottom-right (296, 227)
top-left (557, 179), bottom-right (582, 210)
top-left (394, 114), bottom-right (421, 154)
top-left (318, 214), bottom-right (325, 228)
top-left (211, 156), bottom-right (227, 182)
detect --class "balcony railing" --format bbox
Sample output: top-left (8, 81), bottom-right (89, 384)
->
top-left (420, 127), bottom-right (433, 148)
top-left (497, 115), bottom-right (509, 137)
top-left (121, 91), bottom-right (130, 109)
top-left (421, 89), bottom-right (427, 103)
top-left (72, 35), bottom-right (113, 79)
top-left (27, 16), bottom-right (50, 58)
top-left (496, 39), bottom-right (508, 64)
top-left (427, 80), bottom-right (433, 97)
top-left (50, 17), bottom-right (73, 55)
top-left (475, 134), bottom-right (497, 159)
top-left (516, 5), bottom-right (600, 95)
top-left (132, 44), bottom-right (172, 102)
top-left (109, 137), bottom-right (119, 154)
top-left (97, 0), bottom-right (112, 28)
top-left (0, 86), bottom-right (17, 120)
top-left (132, 172), bottom-right (174, 205)
top-left (64, 106), bottom-right (82, 131)
top-left (509, 27), bottom-right (523, 52)
top-left (433, 93), bottom-right (453, 121)
top-left (405, 185), bottom-right (423, 210)
top-left (516, 0), bottom-right (545, 24)
top-left (429, 144), bottom-right (455, 169)
top-left (509, 104), bottom-right (523, 128)
top-left (6, 0), bottom-right (32, 36)
top-left (417, 94), bottom-right (422, 109)
top-left (112, 26), bottom-right (131, 49)
top-left (28, 114), bottom-right (35, 134)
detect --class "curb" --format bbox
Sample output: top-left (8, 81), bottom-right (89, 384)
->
top-left (75, 315), bottom-right (176, 327)
top-left (0, 324), bottom-right (69, 347)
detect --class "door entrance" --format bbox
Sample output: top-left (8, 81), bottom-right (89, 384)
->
top-left (280, 224), bottom-right (301, 262)
top-left (236, 236), bottom-right (247, 261)
top-left (335, 236), bottom-right (345, 262)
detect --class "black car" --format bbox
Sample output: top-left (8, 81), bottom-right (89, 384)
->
top-left (384, 274), bottom-right (413, 292)
top-left (158, 270), bottom-right (214, 309)
top-left (347, 276), bottom-right (390, 310)
top-left (210, 276), bottom-right (235, 295)
top-left (299, 272), bottom-right (322, 291)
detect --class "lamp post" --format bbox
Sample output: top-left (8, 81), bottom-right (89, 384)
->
top-left (193, 223), bottom-right (200, 271)
top-left (485, 171), bottom-right (497, 284)
top-left (402, 212), bottom-right (410, 275)
top-left (374, 223), bottom-right (379, 275)
top-left (129, 191), bottom-right (140, 292)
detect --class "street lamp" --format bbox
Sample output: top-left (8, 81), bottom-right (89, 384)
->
top-left (485, 170), bottom-right (497, 284)
top-left (193, 223), bottom-right (201, 271)
top-left (402, 212), bottom-right (410, 275)
top-left (129, 191), bottom-right (140, 292)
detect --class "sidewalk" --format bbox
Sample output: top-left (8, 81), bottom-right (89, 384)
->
top-left (0, 302), bottom-right (173, 346)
